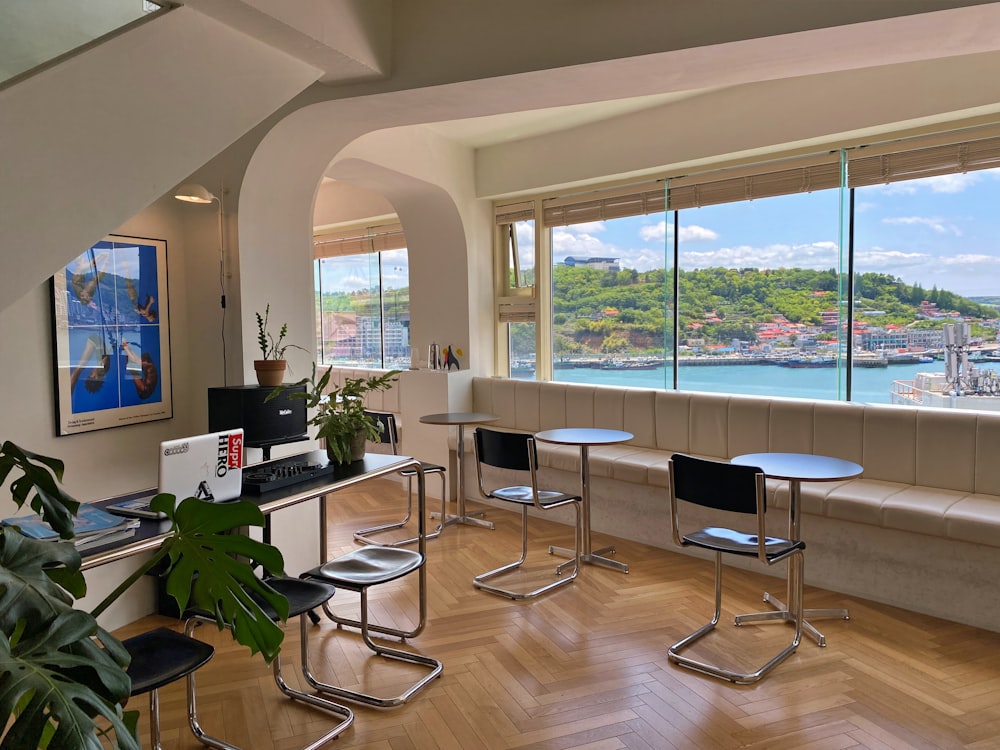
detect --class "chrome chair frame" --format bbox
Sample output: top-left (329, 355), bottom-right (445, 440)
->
top-left (353, 410), bottom-right (448, 547)
top-left (183, 577), bottom-right (354, 750)
top-left (302, 462), bottom-right (443, 708)
top-left (472, 427), bottom-right (583, 600)
top-left (122, 627), bottom-right (215, 750)
top-left (666, 453), bottom-right (805, 684)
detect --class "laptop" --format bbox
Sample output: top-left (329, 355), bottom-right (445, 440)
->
top-left (158, 429), bottom-right (244, 503)
top-left (107, 429), bottom-right (244, 519)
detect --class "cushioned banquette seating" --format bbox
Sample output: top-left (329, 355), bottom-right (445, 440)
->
top-left (466, 376), bottom-right (1000, 633)
top-left (317, 368), bottom-right (1000, 632)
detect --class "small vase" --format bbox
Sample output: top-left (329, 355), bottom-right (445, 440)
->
top-left (326, 429), bottom-right (367, 464)
top-left (254, 359), bottom-right (286, 386)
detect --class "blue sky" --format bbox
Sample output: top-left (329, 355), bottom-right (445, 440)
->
top-left (545, 168), bottom-right (1000, 298)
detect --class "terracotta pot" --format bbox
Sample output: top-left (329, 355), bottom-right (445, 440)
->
top-left (254, 359), bottom-right (286, 386)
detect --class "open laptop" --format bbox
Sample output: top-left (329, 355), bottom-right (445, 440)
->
top-left (107, 429), bottom-right (244, 519)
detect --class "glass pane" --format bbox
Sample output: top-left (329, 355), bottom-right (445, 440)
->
top-left (854, 168), bottom-right (1000, 410)
top-left (510, 220), bottom-right (535, 290)
top-left (550, 215), bottom-right (669, 388)
top-left (675, 189), bottom-right (844, 399)
top-left (381, 248), bottom-right (411, 369)
top-left (315, 253), bottom-right (382, 367)
top-left (509, 322), bottom-right (536, 379)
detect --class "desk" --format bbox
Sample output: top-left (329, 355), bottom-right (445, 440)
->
top-left (730, 452), bottom-right (862, 646)
top-left (534, 427), bottom-right (633, 573)
top-left (419, 412), bottom-right (499, 530)
top-left (81, 452), bottom-right (424, 571)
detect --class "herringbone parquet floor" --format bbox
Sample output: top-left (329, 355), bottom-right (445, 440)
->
top-left (113, 478), bottom-right (1000, 749)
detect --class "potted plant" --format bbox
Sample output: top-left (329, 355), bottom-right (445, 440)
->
top-left (0, 440), bottom-right (288, 749)
top-left (253, 305), bottom-right (305, 386)
top-left (276, 364), bottom-right (400, 464)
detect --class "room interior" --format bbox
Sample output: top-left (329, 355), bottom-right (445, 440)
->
top-left (3, 0), bottom-right (1000, 665)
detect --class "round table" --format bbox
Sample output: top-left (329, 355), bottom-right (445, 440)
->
top-left (419, 412), bottom-right (499, 529)
top-left (731, 452), bottom-right (863, 646)
top-left (534, 427), bottom-right (633, 573)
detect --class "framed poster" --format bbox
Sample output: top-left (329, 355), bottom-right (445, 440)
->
top-left (51, 235), bottom-right (172, 435)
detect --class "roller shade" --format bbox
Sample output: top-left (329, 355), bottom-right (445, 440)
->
top-left (314, 223), bottom-right (405, 259)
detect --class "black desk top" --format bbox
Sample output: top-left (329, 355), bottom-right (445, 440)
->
top-left (81, 451), bottom-right (416, 569)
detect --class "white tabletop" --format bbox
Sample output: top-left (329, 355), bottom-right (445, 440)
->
top-left (731, 452), bottom-right (863, 482)
top-left (535, 428), bottom-right (633, 447)
top-left (419, 412), bottom-right (499, 426)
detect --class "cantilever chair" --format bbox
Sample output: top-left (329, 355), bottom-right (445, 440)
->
top-left (354, 410), bottom-right (447, 547)
top-left (666, 453), bottom-right (805, 684)
top-left (472, 427), bottom-right (583, 600)
top-left (183, 577), bottom-right (354, 750)
top-left (122, 627), bottom-right (215, 750)
top-left (301, 460), bottom-right (442, 708)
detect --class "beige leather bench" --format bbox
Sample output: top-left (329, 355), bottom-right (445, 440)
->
top-left (467, 376), bottom-right (1000, 632)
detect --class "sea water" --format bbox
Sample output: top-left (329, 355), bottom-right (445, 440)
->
top-left (539, 362), bottom-right (935, 405)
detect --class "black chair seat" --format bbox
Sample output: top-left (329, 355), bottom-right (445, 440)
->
top-left (684, 527), bottom-right (805, 560)
top-left (253, 576), bottom-right (336, 619)
top-left (308, 547), bottom-right (423, 589)
top-left (471, 428), bottom-right (584, 600)
top-left (124, 627), bottom-right (214, 696)
top-left (493, 485), bottom-right (577, 508)
top-left (399, 460), bottom-right (445, 477)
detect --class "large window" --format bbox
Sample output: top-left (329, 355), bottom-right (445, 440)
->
top-left (499, 126), bottom-right (1000, 411)
top-left (314, 225), bottom-right (410, 369)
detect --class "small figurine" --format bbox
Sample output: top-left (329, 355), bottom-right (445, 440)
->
top-left (443, 345), bottom-right (461, 370)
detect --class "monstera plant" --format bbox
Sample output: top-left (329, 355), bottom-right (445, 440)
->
top-left (0, 441), bottom-right (289, 750)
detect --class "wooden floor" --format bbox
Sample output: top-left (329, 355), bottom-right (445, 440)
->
top-left (113, 478), bottom-right (1000, 749)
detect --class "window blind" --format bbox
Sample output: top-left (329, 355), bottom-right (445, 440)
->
top-left (847, 131), bottom-right (1000, 188)
top-left (666, 154), bottom-right (843, 210)
top-left (313, 222), bottom-right (405, 259)
top-left (541, 183), bottom-right (665, 227)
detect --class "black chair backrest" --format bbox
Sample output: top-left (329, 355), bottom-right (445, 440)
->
top-left (474, 428), bottom-right (536, 472)
top-left (670, 453), bottom-right (764, 515)
top-left (365, 411), bottom-right (399, 453)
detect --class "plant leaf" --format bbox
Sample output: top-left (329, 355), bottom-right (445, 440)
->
top-left (151, 495), bottom-right (288, 662)
top-left (0, 610), bottom-right (138, 750)
top-left (0, 532), bottom-right (86, 636)
top-left (0, 441), bottom-right (79, 538)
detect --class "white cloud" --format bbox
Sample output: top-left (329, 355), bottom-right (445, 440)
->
top-left (640, 221), bottom-right (719, 243)
top-left (876, 171), bottom-right (982, 195)
top-left (940, 253), bottom-right (1000, 268)
top-left (639, 221), bottom-right (666, 242)
top-left (562, 221), bottom-right (606, 234)
top-left (679, 241), bottom-right (840, 271)
top-left (882, 215), bottom-right (961, 235)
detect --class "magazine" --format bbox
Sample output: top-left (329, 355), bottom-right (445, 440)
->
top-left (2, 503), bottom-right (139, 547)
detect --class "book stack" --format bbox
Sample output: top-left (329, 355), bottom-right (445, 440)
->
top-left (2, 503), bottom-right (141, 551)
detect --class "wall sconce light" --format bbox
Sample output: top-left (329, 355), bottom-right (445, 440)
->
top-left (173, 183), bottom-right (217, 204)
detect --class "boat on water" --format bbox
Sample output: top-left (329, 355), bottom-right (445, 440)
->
top-left (775, 356), bottom-right (836, 369)
top-left (890, 323), bottom-right (1000, 410)
top-left (854, 352), bottom-right (888, 368)
top-left (600, 358), bottom-right (660, 371)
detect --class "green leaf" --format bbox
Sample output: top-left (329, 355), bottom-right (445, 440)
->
top-left (151, 495), bottom-right (288, 662)
top-left (0, 442), bottom-right (79, 538)
top-left (0, 610), bottom-right (138, 750)
top-left (0, 532), bottom-right (86, 636)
